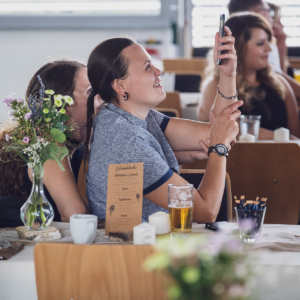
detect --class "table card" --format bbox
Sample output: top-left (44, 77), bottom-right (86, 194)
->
top-left (105, 162), bottom-right (143, 236)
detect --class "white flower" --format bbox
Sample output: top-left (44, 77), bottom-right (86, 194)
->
top-left (45, 90), bottom-right (55, 95)
top-left (63, 95), bottom-right (74, 105)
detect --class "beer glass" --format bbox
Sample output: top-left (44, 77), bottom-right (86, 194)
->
top-left (168, 183), bottom-right (194, 233)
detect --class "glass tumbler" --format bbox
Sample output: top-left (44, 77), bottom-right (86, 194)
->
top-left (240, 115), bottom-right (261, 142)
top-left (235, 207), bottom-right (266, 243)
top-left (168, 184), bottom-right (194, 234)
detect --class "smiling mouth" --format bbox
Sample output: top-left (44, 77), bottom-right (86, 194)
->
top-left (153, 82), bottom-right (161, 88)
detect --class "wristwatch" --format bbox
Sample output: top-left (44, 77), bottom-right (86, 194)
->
top-left (208, 144), bottom-right (228, 158)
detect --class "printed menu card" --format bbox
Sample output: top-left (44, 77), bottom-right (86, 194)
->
top-left (105, 162), bottom-right (143, 235)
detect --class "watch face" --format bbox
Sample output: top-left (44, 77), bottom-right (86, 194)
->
top-left (215, 144), bottom-right (228, 155)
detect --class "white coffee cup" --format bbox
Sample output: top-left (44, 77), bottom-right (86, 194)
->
top-left (70, 214), bottom-right (97, 244)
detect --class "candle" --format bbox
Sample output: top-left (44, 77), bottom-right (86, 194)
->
top-left (274, 127), bottom-right (289, 142)
top-left (239, 134), bottom-right (255, 143)
top-left (148, 211), bottom-right (170, 234)
top-left (133, 223), bottom-right (156, 245)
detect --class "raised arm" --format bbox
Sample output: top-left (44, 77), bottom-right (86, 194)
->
top-left (29, 156), bottom-right (89, 222)
top-left (163, 26), bottom-right (241, 152)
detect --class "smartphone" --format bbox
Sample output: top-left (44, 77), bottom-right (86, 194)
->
top-left (216, 14), bottom-right (225, 66)
top-left (205, 222), bottom-right (219, 232)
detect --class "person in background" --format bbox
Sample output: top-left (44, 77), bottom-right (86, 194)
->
top-left (0, 60), bottom-right (102, 224)
top-left (85, 27), bottom-right (242, 223)
top-left (228, 0), bottom-right (300, 103)
top-left (198, 13), bottom-right (300, 139)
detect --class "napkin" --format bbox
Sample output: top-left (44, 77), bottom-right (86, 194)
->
top-left (251, 232), bottom-right (300, 252)
top-left (0, 242), bottom-right (24, 260)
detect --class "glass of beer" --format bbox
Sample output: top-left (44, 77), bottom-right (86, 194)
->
top-left (168, 183), bottom-right (194, 234)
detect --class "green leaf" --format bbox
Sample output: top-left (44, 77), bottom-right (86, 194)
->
top-left (59, 114), bottom-right (70, 122)
top-left (40, 144), bottom-right (69, 171)
top-left (17, 151), bottom-right (29, 162)
top-left (56, 123), bottom-right (68, 132)
top-left (65, 131), bottom-right (73, 138)
top-left (50, 128), bottom-right (66, 143)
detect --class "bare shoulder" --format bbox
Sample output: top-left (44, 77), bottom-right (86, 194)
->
top-left (276, 73), bottom-right (291, 92)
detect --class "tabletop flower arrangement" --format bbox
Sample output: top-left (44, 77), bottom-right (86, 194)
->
top-left (145, 234), bottom-right (253, 300)
top-left (2, 75), bottom-right (75, 230)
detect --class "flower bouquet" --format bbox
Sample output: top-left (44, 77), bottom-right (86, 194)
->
top-left (2, 75), bottom-right (75, 230)
top-left (145, 234), bottom-right (253, 300)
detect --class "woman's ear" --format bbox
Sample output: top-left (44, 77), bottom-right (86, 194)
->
top-left (111, 79), bottom-right (126, 96)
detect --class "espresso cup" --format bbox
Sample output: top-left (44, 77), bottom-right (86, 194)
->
top-left (70, 214), bottom-right (97, 244)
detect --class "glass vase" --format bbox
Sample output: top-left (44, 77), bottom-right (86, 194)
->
top-left (20, 165), bottom-right (54, 230)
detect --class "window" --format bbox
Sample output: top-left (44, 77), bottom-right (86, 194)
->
top-left (0, 0), bottom-right (161, 16)
top-left (192, 0), bottom-right (300, 47)
top-left (0, 0), bottom-right (167, 29)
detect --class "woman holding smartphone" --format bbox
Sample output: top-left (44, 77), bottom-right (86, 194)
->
top-left (85, 26), bottom-right (242, 223)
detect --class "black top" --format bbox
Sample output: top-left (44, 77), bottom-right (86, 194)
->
top-left (239, 83), bottom-right (288, 131)
top-left (0, 145), bottom-right (84, 227)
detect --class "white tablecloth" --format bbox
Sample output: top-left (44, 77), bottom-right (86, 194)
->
top-left (1, 222), bottom-right (300, 300)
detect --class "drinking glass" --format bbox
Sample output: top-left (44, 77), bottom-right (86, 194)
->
top-left (168, 184), bottom-right (194, 234)
top-left (240, 115), bottom-right (261, 142)
top-left (235, 207), bottom-right (266, 243)
top-left (294, 69), bottom-right (300, 83)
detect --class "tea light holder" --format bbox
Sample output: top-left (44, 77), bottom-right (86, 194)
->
top-left (133, 223), bottom-right (156, 245)
top-left (239, 134), bottom-right (255, 143)
top-left (274, 127), bottom-right (289, 142)
top-left (148, 211), bottom-right (170, 234)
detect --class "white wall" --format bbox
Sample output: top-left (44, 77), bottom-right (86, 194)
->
top-left (0, 28), bottom-right (174, 122)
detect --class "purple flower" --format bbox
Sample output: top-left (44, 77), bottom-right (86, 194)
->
top-left (17, 98), bottom-right (23, 103)
top-left (25, 112), bottom-right (31, 120)
top-left (5, 134), bottom-right (10, 142)
top-left (7, 93), bottom-right (15, 101)
top-left (8, 110), bottom-right (14, 117)
top-left (22, 137), bottom-right (29, 144)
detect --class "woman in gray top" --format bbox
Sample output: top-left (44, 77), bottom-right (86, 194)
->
top-left (85, 26), bottom-right (243, 223)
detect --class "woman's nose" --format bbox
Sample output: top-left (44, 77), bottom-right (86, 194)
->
top-left (266, 42), bottom-right (272, 52)
top-left (153, 65), bottom-right (162, 77)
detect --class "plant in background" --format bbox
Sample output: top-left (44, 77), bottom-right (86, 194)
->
top-left (1, 75), bottom-right (75, 229)
top-left (145, 234), bottom-right (253, 300)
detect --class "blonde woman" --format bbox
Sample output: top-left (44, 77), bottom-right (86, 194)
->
top-left (198, 12), bottom-right (300, 139)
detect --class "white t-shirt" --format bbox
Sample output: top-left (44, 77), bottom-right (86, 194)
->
top-left (269, 43), bottom-right (283, 74)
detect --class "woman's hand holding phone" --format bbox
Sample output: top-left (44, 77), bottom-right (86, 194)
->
top-left (213, 25), bottom-right (237, 78)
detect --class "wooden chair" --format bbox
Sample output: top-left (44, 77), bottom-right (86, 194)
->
top-left (288, 57), bottom-right (300, 69)
top-left (77, 160), bottom-right (89, 206)
top-left (182, 143), bottom-right (300, 224)
top-left (34, 243), bottom-right (168, 300)
top-left (163, 58), bottom-right (208, 75)
top-left (180, 170), bottom-right (232, 222)
top-left (155, 92), bottom-right (182, 118)
top-left (154, 107), bottom-right (180, 118)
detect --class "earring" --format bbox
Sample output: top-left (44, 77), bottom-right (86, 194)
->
top-left (123, 92), bottom-right (129, 101)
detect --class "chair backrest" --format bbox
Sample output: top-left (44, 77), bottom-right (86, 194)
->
top-left (77, 160), bottom-right (89, 206)
top-left (154, 107), bottom-right (180, 118)
top-left (34, 243), bottom-right (168, 300)
top-left (288, 57), bottom-right (300, 69)
top-left (163, 59), bottom-right (207, 75)
top-left (155, 92), bottom-right (182, 118)
top-left (180, 170), bottom-right (232, 222)
top-left (182, 143), bottom-right (300, 224)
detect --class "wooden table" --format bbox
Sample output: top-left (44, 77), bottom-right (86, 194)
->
top-left (1, 222), bottom-right (300, 300)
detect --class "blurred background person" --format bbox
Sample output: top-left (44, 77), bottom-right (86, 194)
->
top-left (228, 0), bottom-right (300, 104)
top-left (198, 13), bottom-right (300, 139)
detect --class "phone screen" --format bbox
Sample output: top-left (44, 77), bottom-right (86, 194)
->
top-left (216, 14), bottom-right (225, 65)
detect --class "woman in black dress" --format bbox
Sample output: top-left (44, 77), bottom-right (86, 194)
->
top-left (198, 12), bottom-right (300, 139)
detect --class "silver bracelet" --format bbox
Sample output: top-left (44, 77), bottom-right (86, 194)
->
top-left (217, 86), bottom-right (238, 99)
